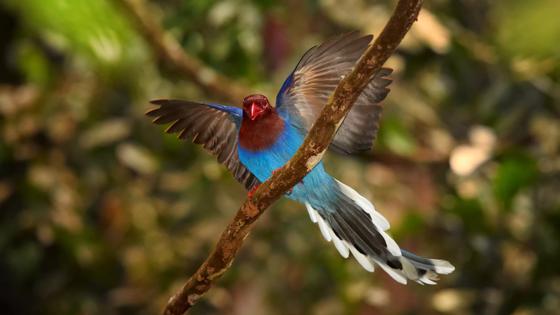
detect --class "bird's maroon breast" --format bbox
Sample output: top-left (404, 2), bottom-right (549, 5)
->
top-left (239, 112), bottom-right (285, 151)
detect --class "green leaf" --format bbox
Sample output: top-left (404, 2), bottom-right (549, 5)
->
top-left (494, 0), bottom-right (560, 59)
top-left (378, 117), bottom-right (417, 155)
top-left (446, 197), bottom-right (488, 233)
top-left (6, 0), bottom-right (145, 75)
top-left (493, 154), bottom-right (538, 210)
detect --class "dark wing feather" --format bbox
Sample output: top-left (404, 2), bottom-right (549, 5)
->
top-left (276, 32), bottom-right (392, 154)
top-left (146, 99), bottom-right (259, 190)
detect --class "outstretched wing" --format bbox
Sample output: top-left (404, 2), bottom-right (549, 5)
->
top-left (276, 32), bottom-right (393, 154)
top-left (146, 99), bottom-right (259, 190)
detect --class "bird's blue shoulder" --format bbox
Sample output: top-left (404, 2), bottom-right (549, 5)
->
top-left (207, 103), bottom-right (243, 127)
top-left (275, 72), bottom-right (294, 108)
top-left (275, 73), bottom-right (307, 129)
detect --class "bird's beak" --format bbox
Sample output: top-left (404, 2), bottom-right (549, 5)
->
top-left (249, 102), bottom-right (264, 120)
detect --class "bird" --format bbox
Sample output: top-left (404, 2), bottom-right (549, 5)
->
top-left (146, 32), bottom-right (454, 284)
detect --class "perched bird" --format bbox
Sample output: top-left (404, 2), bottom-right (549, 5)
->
top-left (147, 32), bottom-right (454, 284)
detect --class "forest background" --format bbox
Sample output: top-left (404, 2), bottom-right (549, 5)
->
top-left (1, 0), bottom-right (559, 314)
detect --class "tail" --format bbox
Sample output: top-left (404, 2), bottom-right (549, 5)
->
top-left (305, 179), bottom-right (455, 285)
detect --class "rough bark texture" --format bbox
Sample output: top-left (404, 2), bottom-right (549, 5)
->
top-left (117, 0), bottom-right (251, 103)
top-left (162, 0), bottom-right (424, 314)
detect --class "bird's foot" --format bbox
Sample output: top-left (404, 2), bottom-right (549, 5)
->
top-left (271, 168), bottom-right (282, 177)
top-left (248, 183), bottom-right (260, 199)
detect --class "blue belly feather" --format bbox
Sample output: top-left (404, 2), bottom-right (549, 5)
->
top-left (237, 123), bottom-right (337, 212)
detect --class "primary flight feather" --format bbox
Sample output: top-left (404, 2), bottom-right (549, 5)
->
top-left (147, 32), bottom-right (454, 284)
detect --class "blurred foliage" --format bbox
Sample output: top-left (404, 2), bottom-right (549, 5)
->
top-left (0, 0), bottom-right (559, 315)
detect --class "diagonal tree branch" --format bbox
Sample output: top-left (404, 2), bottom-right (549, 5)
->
top-left (163, 0), bottom-right (423, 314)
top-left (116, 0), bottom-right (251, 103)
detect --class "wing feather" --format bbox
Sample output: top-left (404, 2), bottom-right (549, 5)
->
top-left (276, 32), bottom-right (393, 154)
top-left (147, 99), bottom-right (259, 190)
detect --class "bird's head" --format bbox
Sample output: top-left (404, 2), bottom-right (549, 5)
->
top-left (242, 94), bottom-right (272, 121)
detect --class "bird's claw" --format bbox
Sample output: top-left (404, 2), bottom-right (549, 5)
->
top-left (248, 183), bottom-right (260, 199)
top-left (271, 168), bottom-right (282, 177)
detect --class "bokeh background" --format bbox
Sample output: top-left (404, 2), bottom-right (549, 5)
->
top-left (1, 0), bottom-right (559, 314)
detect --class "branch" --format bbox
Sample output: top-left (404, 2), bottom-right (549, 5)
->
top-left (116, 0), bottom-right (251, 103)
top-left (163, 0), bottom-right (423, 314)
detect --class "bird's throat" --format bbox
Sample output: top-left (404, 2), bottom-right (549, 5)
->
top-left (239, 112), bottom-right (285, 151)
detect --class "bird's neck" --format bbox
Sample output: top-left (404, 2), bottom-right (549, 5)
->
top-left (239, 110), bottom-right (285, 151)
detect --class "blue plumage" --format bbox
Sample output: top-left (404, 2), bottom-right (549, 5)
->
top-left (237, 118), bottom-right (338, 212)
top-left (275, 72), bottom-right (293, 107)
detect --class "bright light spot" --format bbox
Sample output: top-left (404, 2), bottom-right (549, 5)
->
top-left (450, 126), bottom-right (496, 176)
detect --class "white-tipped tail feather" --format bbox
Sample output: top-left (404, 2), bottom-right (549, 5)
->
top-left (304, 179), bottom-right (455, 285)
top-left (336, 180), bottom-right (390, 231)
